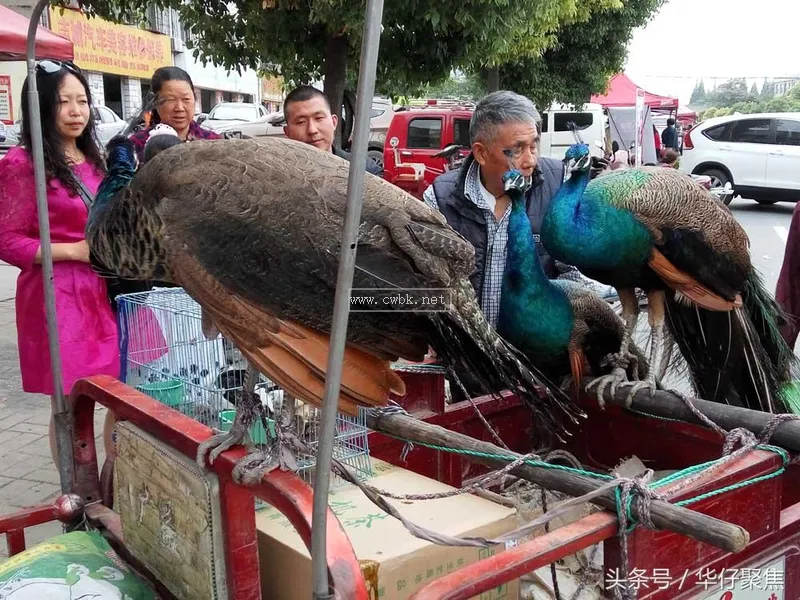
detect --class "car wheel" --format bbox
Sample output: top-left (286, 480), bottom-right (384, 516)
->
top-left (368, 149), bottom-right (384, 169)
top-left (699, 168), bottom-right (734, 205)
top-left (700, 168), bottom-right (731, 188)
top-left (756, 198), bottom-right (779, 205)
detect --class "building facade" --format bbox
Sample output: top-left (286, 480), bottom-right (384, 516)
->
top-left (773, 78), bottom-right (800, 98)
top-left (1, 1), bottom-right (262, 123)
top-left (147, 6), bottom-right (261, 115)
top-left (49, 6), bottom-right (172, 120)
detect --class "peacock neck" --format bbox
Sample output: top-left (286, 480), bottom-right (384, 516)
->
top-left (499, 193), bottom-right (573, 357)
top-left (557, 168), bottom-right (592, 212)
top-left (89, 163), bottom-right (134, 222)
top-left (505, 197), bottom-right (551, 294)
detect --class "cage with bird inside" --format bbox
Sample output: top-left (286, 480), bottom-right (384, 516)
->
top-left (115, 287), bottom-right (373, 486)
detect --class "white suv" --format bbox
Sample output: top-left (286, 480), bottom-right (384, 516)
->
top-left (680, 112), bottom-right (800, 205)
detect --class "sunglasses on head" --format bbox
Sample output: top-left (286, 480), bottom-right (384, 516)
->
top-left (36, 60), bottom-right (81, 76)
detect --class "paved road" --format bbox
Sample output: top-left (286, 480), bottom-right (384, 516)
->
top-left (0, 196), bottom-right (795, 558)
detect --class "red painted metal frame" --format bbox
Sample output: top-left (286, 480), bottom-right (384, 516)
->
top-left (372, 368), bottom-right (534, 488)
top-left (2, 369), bottom-right (799, 600)
top-left (66, 375), bottom-right (369, 600)
top-left (374, 372), bottom-right (800, 600)
top-left (0, 504), bottom-right (55, 556)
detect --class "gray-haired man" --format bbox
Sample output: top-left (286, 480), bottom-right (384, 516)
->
top-left (423, 90), bottom-right (566, 329)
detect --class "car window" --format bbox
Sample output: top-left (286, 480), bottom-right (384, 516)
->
top-left (540, 113), bottom-right (549, 133)
top-left (370, 108), bottom-right (385, 119)
top-left (554, 112), bottom-right (593, 132)
top-left (407, 118), bottom-right (442, 149)
top-left (729, 119), bottom-right (772, 144)
top-left (703, 123), bottom-right (730, 142)
top-left (775, 119), bottom-right (800, 147)
top-left (453, 118), bottom-right (470, 147)
top-left (209, 104), bottom-right (260, 121)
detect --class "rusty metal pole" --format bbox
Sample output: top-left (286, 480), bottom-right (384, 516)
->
top-left (25, 0), bottom-right (74, 494)
top-left (309, 0), bottom-right (385, 597)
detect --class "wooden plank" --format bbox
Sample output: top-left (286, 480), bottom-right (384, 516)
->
top-left (601, 386), bottom-right (800, 452)
top-left (365, 411), bottom-right (750, 553)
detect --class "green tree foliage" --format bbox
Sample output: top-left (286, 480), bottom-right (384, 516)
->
top-left (497, 0), bottom-right (666, 108)
top-left (420, 72), bottom-right (486, 102)
top-left (74, 0), bottom-right (619, 122)
top-left (72, 0), bottom-right (664, 128)
top-left (761, 79), bottom-right (775, 100)
top-left (689, 80), bottom-right (706, 106)
top-left (698, 81), bottom-right (800, 121)
top-left (706, 77), bottom-right (750, 107)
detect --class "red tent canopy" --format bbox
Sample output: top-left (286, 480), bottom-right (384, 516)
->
top-left (0, 6), bottom-right (74, 61)
top-left (591, 73), bottom-right (679, 110)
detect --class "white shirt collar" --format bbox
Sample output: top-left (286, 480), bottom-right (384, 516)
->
top-left (475, 165), bottom-right (497, 213)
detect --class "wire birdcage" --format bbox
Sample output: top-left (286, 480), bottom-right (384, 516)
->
top-left (116, 287), bottom-right (372, 486)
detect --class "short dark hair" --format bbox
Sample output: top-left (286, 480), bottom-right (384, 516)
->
top-left (143, 133), bottom-right (183, 163)
top-left (667, 118), bottom-right (676, 126)
top-left (662, 148), bottom-right (679, 164)
top-left (283, 85), bottom-right (331, 121)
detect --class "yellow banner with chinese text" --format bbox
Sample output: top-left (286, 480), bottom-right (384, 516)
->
top-left (49, 8), bottom-right (172, 80)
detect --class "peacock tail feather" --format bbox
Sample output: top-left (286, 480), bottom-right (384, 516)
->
top-left (661, 248), bottom-right (799, 414)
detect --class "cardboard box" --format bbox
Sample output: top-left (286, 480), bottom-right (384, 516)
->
top-left (256, 459), bottom-right (520, 600)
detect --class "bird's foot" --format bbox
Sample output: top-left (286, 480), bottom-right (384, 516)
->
top-left (586, 366), bottom-right (630, 409)
top-left (231, 434), bottom-right (300, 485)
top-left (197, 428), bottom-right (252, 470)
top-left (231, 447), bottom-right (279, 485)
top-left (600, 350), bottom-right (639, 376)
top-left (617, 377), bottom-right (658, 409)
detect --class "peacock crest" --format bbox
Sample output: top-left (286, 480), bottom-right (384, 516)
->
top-left (564, 143), bottom-right (590, 161)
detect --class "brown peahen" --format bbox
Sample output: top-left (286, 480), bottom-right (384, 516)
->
top-left (541, 143), bottom-right (799, 414)
top-left (87, 135), bottom-right (582, 481)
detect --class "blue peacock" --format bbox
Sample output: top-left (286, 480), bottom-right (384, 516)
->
top-left (541, 143), bottom-right (799, 413)
top-left (497, 169), bottom-right (647, 391)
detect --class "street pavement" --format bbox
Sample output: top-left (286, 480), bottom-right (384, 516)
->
top-left (0, 196), bottom-right (795, 560)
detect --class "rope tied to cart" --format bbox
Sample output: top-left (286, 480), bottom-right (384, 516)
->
top-left (357, 395), bottom-right (800, 593)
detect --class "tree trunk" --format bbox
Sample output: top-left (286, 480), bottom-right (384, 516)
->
top-left (482, 67), bottom-right (500, 93)
top-left (323, 34), bottom-right (349, 148)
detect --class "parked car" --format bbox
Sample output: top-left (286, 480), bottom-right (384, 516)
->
top-left (91, 105), bottom-right (127, 147)
top-left (208, 97), bottom-right (394, 168)
top-left (200, 102), bottom-right (271, 133)
top-left (680, 112), bottom-right (800, 205)
top-left (0, 121), bottom-right (15, 157)
top-left (382, 102), bottom-right (607, 198)
top-left (1, 105), bottom-right (125, 156)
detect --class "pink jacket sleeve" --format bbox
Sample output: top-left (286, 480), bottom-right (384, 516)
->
top-left (0, 149), bottom-right (40, 270)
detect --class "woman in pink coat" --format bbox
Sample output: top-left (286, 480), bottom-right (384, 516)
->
top-left (0, 60), bottom-right (119, 464)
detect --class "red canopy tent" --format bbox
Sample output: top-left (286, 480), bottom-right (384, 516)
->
top-left (0, 5), bottom-right (73, 61)
top-left (591, 73), bottom-right (679, 111)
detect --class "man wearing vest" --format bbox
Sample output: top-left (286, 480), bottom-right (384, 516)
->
top-left (422, 90), bottom-right (610, 401)
top-left (423, 90), bottom-right (568, 327)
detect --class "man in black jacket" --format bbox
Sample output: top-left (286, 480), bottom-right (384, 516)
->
top-left (282, 85), bottom-right (383, 176)
top-left (423, 90), bottom-right (567, 329)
